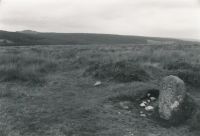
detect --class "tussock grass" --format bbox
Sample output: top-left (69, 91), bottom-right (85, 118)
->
top-left (1, 44), bottom-right (200, 135)
top-left (0, 84), bottom-right (13, 97)
top-left (77, 44), bottom-right (200, 87)
top-left (0, 53), bottom-right (57, 84)
top-left (85, 60), bottom-right (151, 82)
top-left (190, 108), bottom-right (200, 131)
top-left (176, 70), bottom-right (200, 87)
top-left (163, 61), bottom-right (193, 70)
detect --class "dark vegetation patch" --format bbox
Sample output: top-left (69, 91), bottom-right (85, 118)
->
top-left (140, 89), bottom-right (159, 100)
top-left (0, 84), bottom-right (13, 98)
top-left (163, 61), bottom-right (193, 70)
top-left (176, 70), bottom-right (200, 87)
top-left (163, 60), bottom-right (200, 87)
top-left (85, 60), bottom-right (151, 82)
top-left (190, 108), bottom-right (200, 131)
top-left (0, 54), bottom-right (57, 84)
top-left (107, 87), bottom-right (160, 118)
top-left (107, 82), bottom-right (159, 102)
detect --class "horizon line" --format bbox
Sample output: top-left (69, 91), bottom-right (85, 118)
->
top-left (1, 29), bottom-right (200, 42)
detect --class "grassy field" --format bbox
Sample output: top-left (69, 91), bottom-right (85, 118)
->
top-left (0, 44), bottom-right (200, 136)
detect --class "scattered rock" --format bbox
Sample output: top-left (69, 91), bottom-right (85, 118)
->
top-left (94, 81), bottom-right (102, 86)
top-left (158, 75), bottom-right (186, 121)
top-left (119, 101), bottom-right (130, 110)
top-left (150, 97), bottom-right (156, 101)
top-left (147, 93), bottom-right (151, 97)
top-left (145, 106), bottom-right (154, 111)
top-left (147, 100), bottom-right (151, 103)
top-left (140, 102), bottom-right (146, 107)
top-left (140, 113), bottom-right (146, 117)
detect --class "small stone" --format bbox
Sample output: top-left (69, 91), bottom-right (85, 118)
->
top-left (140, 111), bottom-right (143, 114)
top-left (145, 106), bottom-right (154, 111)
top-left (147, 93), bottom-right (151, 97)
top-left (150, 97), bottom-right (156, 101)
top-left (140, 102), bottom-right (146, 107)
top-left (94, 81), bottom-right (102, 86)
top-left (140, 114), bottom-right (146, 117)
top-left (119, 102), bottom-right (129, 109)
top-left (143, 101), bottom-right (147, 104)
top-left (147, 100), bottom-right (151, 103)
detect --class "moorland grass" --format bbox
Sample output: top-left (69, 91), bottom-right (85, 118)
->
top-left (0, 44), bottom-right (200, 135)
top-left (0, 53), bottom-right (57, 84)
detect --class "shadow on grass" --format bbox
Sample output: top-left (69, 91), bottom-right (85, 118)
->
top-left (85, 60), bottom-right (151, 82)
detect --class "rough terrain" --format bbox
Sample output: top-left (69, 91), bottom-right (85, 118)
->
top-left (0, 44), bottom-right (200, 136)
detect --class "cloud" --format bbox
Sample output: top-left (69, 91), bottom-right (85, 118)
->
top-left (0, 0), bottom-right (200, 39)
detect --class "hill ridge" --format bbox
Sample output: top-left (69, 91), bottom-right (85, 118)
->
top-left (0, 30), bottom-right (198, 46)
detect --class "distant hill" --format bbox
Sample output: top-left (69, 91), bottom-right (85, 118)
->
top-left (0, 30), bottom-right (198, 46)
top-left (17, 30), bottom-right (40, 34)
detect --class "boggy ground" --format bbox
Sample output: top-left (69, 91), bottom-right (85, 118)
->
top-left (0, 44), bottom-right (200, 136)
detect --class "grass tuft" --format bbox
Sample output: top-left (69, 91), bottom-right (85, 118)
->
top-left (0, 54), bottom-right (57, 84)
top-left (85, 60), bottom-right (150, 82)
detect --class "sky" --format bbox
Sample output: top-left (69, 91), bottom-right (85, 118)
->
top-left (0, 0), bottom-right (200, 40)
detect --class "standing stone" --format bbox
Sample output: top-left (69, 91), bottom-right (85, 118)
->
top-left (159, 75), bottom-right (186, 121)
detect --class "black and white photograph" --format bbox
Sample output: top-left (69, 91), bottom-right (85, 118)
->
top-left (0, 0), bottom-right (200, 136)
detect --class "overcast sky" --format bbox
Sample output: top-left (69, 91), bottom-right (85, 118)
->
top-left (0, 0), bottom-right (200, 39)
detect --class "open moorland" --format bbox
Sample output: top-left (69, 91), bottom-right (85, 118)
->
top-left (0, 43), bottom-right (200, 136)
